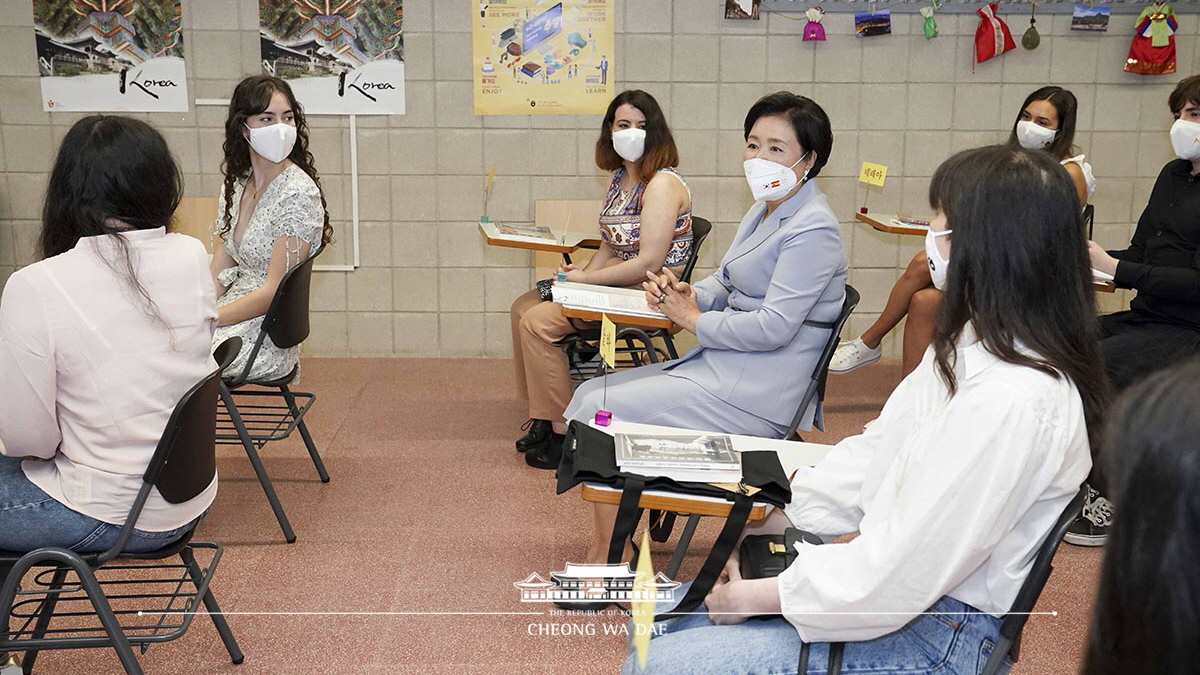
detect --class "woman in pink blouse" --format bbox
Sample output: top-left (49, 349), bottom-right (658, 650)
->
top-left (0, 116), bottom-right (218, 558)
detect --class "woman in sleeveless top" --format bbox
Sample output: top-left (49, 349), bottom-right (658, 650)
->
top-left (830, 85), bottom-right (1094, 380)
top-left (512, 90), bottom-right (693, 467)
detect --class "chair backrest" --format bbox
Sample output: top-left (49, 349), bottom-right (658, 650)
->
top-left (1082, 204), bottom-right (1095, 240)
top-left (679, 216), bottom-right (713, 284)
top-left (980, 485), bottom-right (1089, 675)
top-left (143, 338), bottom-right (241, 504)
top-left (261, 250), bottom-right (320, 350)
top-left (784, 285), bottom-right (860, 439)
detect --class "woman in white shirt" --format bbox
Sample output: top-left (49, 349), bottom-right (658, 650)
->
top-left (623, 144), bottom-right (1110, 675)
top-left (0, 116), bottom-right (217, 557)
top-left (210, 75), bottom-right (330, 383)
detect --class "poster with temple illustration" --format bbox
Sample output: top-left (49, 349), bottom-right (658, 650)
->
top-left (32, 0), bottom-right (188, 112)
top-left (260, 0), bottom-right (404, 115)
top-left (473, 0), bottom-right (614, 115)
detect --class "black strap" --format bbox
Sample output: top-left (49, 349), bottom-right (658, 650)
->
top-left (655, 493), bottom-right (754, 620)
top-left (648, 510), bottom-right (676, 543)
top-left (608, 477), bottom-right (645, 565)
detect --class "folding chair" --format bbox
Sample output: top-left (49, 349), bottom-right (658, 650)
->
top-left (0, 338), bottom-right (245, 675)
top-left (564, 217), bottom-right (714, 380)
top-left (648, 285), bottom-right (859, 575)
top-left (814, 486), bottom-right (1088, 675)
top-left (216, 253), bottom-right (330, 544)
top-left (1082, 204), bottom-right (1095, 240)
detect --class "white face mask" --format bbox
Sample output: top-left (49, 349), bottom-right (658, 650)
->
top-left (1015, 120), bottom-right (1057, 150)
top-left (611, 127), bottom-right (646, 163)
top-left (245, 121), bottom-right (297, 164)
top-left (743, 152), bottom-right (810, 202)
top-left (1170, 118), bottom-right (1200, 160)
top-left (925, 228), bottom-right (953, 291)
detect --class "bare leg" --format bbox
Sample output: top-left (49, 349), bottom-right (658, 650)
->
top-left (585, 503), bottom-right (634, 565)
top-left (860, 251), bottom-right (933, 349)
top-left (902, 288), bottom-right (942, 377)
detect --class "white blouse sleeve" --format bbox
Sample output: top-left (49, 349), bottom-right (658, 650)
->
top-left (0, 269), bottom-right (61, 459)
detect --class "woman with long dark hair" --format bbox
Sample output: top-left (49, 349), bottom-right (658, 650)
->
top-left (830, 85), bottom-right (1094, 380)
top-left (210, 75), bottom-right (331, 381)
top-left (512, 89), bottom-right (693, 468)
top-left (623, 145), bottom-right (1109, 674)
top-left (0, 115), bottom-right (217, 556)
top-left (1082, 358), bottom-right (1200, 675)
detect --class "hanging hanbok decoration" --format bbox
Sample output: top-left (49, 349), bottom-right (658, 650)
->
top-left (803, 6), bottom-right (826, 42)
top-left (919, 1), bottom-right (941, 39)
top-left (1125, 1), bottom-right (1177, 75)
top-left (975, 3), bottom-right (1016, 65)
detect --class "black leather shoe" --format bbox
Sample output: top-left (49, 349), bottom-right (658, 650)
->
top-left (524, 432), bottom-right (566, 470)
top-left (516, 418), bottom-right (552, 452)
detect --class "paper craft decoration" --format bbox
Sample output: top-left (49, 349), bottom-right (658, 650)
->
top-left (919, 2), bottom-right (939, 39)
top-left (1125, 1), bottom-right (1177, 75)
top-left (1071, 5), bottom-right (1110, 32)
top-left (975, 3), bottom-right (1016, 65)
top-left (803, 6), bottom-right (826, 41)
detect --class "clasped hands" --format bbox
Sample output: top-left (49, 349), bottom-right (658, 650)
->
top-left (644, 268), bottom-right (701, 333)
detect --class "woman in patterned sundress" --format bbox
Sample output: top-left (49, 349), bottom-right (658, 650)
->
top-left (209, 76), bottom-right (333, 383)
top-left (512, 89), bottom-right (694, 468)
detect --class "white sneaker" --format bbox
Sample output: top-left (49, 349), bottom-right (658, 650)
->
top-left (828, 338), bottom-right (882, 374)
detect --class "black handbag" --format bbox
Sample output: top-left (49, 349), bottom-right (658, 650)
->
top-left (535, 278), bottom-right (555, 301)
top-left (556, 420), bottom-right (792, 619)
top-left (738, 528), bottom-right (823, 580)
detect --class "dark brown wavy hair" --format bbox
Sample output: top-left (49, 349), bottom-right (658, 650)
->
top-left (218, 75), bottom-right (332, 245)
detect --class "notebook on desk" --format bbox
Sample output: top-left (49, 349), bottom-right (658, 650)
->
top-left (551, 281), bottom-right (668, 319)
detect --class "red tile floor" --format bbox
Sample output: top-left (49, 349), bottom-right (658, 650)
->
top-left (20, 358), bottom-right (1100, 674)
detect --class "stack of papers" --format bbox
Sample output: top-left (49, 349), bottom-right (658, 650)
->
top-left (552, 281), bottom-right (667, 319)
top-left (615, 432), bottom-right (743, 483)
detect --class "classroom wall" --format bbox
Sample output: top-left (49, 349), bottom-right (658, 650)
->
top-left (0, 0), bottom-right (1185, 358)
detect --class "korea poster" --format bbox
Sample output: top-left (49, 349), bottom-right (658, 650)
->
top-left (473, 0), bottom-right (614, 115)
top-left (260, 0), bottom-right (405, 115)
top-left (33, 0), bottom-right (188, 112)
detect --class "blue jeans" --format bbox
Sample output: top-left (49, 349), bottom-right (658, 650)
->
top-left (621, 592), bottom-right (1003, 675)
top-left (0, 456), bottom-right (198, 557)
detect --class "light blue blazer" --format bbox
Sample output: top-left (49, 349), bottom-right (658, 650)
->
top-left (664, 179), bottom-right (848, 431)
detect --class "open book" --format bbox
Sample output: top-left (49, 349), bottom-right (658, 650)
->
top-left (615, 432), bottom-right (742, 484)
top-left (551, 281), bottom-right (667, 319)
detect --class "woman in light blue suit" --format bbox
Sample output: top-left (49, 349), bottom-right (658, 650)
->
top-left (556, 92), bottom-right (847, 569)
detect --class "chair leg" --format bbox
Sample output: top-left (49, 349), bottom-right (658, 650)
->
top-left (220, 385), bottom-right (297, 544)
top-left (19, 567), bottom-right (68, 675)
top-left (665, 515), bottom-right (702, 581)
top-left (72, 562), bottom-right (144, 675)
top-left (180, 549), bottom-right (244, 665)
top-left (662, 335), bottom-right (679, 360)
top-left (280, 386), bottom-right (329, 484)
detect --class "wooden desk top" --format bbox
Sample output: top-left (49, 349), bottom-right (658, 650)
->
top-left (581, 483), bottom-right (770, 520)
top-left (560, 305), bottom-right (675, 330)
top-left (855, 212), bottom-right (928, 236)
top-left (479, 220), bottom-right (601, 253)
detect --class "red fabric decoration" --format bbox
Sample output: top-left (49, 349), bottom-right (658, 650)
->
top-left (975, 3), bottom-right (1016, 64)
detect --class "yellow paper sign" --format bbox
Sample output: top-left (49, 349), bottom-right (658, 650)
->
top-left (600, 314), bottom-right (616, 369)
top-left (632, 530), bottom-right (654, 669)
top-left (859, 162), bottom-right (888, 188)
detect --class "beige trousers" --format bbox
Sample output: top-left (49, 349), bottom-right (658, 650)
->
top-left (511, 289), bottom-right (577, 424)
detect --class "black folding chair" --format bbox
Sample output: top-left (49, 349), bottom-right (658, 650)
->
top-left (564, 217), bottom-right (714, 380)
top-left (216, 253), bottom-right (330, 544)
top-left (1082, 204), bottom-right (1095, 240)
top-left (786, 285), bottom-right (860, 440)
top-left (813, 486), bottom-right (1087, 675)
top-left (651, 285), bottom-right (859, 579)
top-left (0, 338), bottom-right (245, 675)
